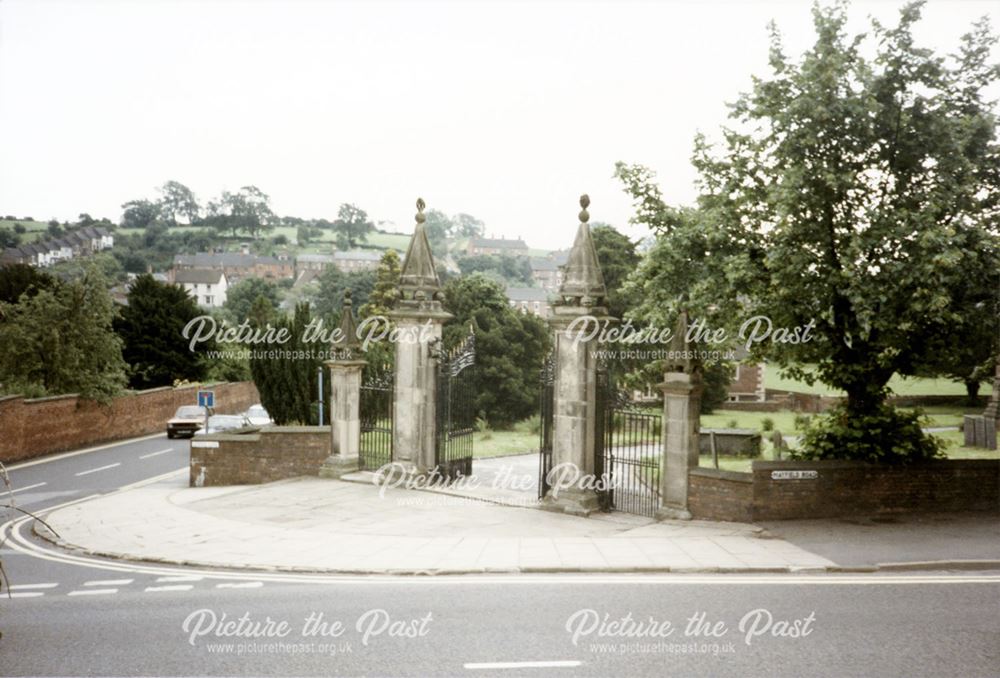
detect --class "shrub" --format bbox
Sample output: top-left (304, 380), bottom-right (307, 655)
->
top-left (761, 417), bottom-right (775, 432)
top-left (790, 403), bottom-right (945, 464)
top-left (726, 418), bottom-right (738, 429)
top-left (793, 414), bottom-right (812, 431)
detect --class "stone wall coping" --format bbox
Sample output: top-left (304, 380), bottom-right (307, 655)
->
top-left (22, 393), bottom-right (83, 404)
top-left (689, 467), bottom-right (753, 483)
top-left (752, 459), bottom-right (1000, 471)
top-left (701, 428), bottom-right (761, 435)
top-left (197, 433), bottom-right (263, 443)
top-left (259, 425), bottom-right (331, 434)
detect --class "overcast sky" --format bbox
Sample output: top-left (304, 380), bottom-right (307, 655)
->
top-left (0, 0), bottom-right (996, 250)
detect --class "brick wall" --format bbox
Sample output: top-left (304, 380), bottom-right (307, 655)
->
top-left (751, 460), bottom-right (1000, 520)
top-left (189, 426), bottom-right (331, 486)
top-left (689, 468), bottom-right (753, 522)
top-left (688, 459), bottom-right (999, 522)
top-left (0, 381), bottom-right (259, 464)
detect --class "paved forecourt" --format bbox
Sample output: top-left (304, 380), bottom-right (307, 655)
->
top-left (38, 472), bottom-right (836, 574)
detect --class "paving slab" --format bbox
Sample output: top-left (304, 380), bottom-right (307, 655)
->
top-left (35, 471), bottom-right (845, 574)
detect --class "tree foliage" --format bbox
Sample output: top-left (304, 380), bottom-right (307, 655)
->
top-left (590, 223), bottom-right (640, 320)
top-left (332, 203), bottom-right (374, 250)
top-left (0, 264), bottom-right (126, 401)
top-left (619, 2), bottom-right (1000, 460)
top-left (249, 303), bottom-right (323, 425)
top-left (224, 277), bottom-right (281, 323)
top-left (206, 186), bottom-right (276, 239)
top-left (115, 274), bottom-right (211, 389)
top-left (455, 253), bottom-right (533, 286)
top-left (443, 274), bottom-right (549, 427)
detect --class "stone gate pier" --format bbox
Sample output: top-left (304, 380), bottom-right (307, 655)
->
top-left (389, 199), bottom-right (452, 474)
top-left (542, 195), bottom-right (610, 516)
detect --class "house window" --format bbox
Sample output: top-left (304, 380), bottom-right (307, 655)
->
top-left (204, 295), bottom-right (213, 305)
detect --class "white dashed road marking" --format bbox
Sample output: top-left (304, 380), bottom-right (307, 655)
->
top-left (9, 592), bottom-right (45, 598)
top-left (139, 449), bottom-right (173, 459)
top-left (74, 463), bottom-right (121, 477)
top-left (464, 661), bottom-right (583, 670)
top-left (156, 575), bottom-right (203, 583)
top-left (8, 482), bottom-right (46, 494)
top-left (145, 585), bottom-right (194, 592)
top-left (85, 579), bottom-right (133, 587)
top-left (68, 588), bottom-right (118, 596)
top-left (216, 582), bottom-right (264, 589)
top-left (9, 583), bottom-right (58, 590)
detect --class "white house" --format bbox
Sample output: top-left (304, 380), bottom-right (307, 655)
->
top-left (174, 269), bottom-right (229, 308)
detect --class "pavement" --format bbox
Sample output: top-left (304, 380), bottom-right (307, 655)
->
top-left (35, 452), bottom-right (1000, 575)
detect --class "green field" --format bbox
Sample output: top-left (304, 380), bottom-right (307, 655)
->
top-left (0, 219), bottom-right (53, 244)
top-left (764, 367), bottom-right (991, 398)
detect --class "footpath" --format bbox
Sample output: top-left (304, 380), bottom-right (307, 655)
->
top-left (36, 458), bottom-right (1000, 575)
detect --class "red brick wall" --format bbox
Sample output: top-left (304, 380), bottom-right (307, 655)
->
top-left (689, 469), bottom-right (753, 522)
top-left (751, 460), bottom-right (1000, 520)
top-left (0, 381), bottom-right (259, 464)
top-left (189, 426), bottom-right (330, 486)
top-left (688, 460), bottom-right (999, 522)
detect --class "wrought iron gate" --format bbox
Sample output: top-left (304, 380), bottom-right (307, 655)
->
top-left (596, 366), bottom-right (662, 516)
top-left (435, 332), bottom-right (475, 479)
top-left (360, 366), bottom-right (394, 471)
top-left (537, 351), bottom-right (555, 500)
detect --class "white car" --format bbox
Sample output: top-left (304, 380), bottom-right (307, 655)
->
top-left (193, 414), bottom-right (251, 435)
top-left (244, 404), bottom-right (273, 427)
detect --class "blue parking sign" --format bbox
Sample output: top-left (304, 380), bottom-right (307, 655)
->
top-left (197, 390), bottom-right (215, 408)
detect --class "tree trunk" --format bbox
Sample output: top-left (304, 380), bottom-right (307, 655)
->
top-left (965, 380), bottom-right (981, 407)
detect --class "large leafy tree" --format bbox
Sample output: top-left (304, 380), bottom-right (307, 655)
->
top-left (0, 264), bottom-right (127, 401)
top-left (115, 275), bottom-right (211, 389)
top-left (207, 186), bottom-right (276, 239)
top-left (442, 274), bottom-right (549, 426)
top-left (157, 180), bottom-right (200, 225)
top-left (332, 203), bottom-right (374, 249)
top-left (621, 3), bottom-right (1000, 461)
top-left (120, 199), bottom-right (161, 230)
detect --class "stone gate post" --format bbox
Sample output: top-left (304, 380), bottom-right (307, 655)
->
top-left (389, 199), bottom-right (453, 474)
top-left (319, 291), bottom-right (367, 479)
top-left (656, 311), bottom-right (703, 520)
top-left (543, 195), bottom-right (611, 516)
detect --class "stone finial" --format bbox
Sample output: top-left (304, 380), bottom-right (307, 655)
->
top-left (557, 194), bottom-right (607, 305)
top-left (333, 289), bottom-right (360, 351)
top-left (395, 197), bottom-right (445, 311)
top-left (665, 310), bottom-right (696, 373)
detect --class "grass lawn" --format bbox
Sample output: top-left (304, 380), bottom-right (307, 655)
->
top-left (764, 367), bottom-right (991, 398)
top-left (473, 419), bottom-right (539, 458)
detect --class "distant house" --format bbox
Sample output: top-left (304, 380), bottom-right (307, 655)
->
top-left (172, 252), bottom-right (293, 283)
top-left (333, 250), bottom-right (381, 273)
top-left (466, 237), bottom-right (530, 257)
top-left (0, 225), bottom-right (114, 269)
top-left (174, 269), bottom-right (229, 308)
top-left (295, 253), bottom-right (336, 275)
top-left (506, 286), bottom-right (552, 318)
top-left (529, 258), bottom-right (563, 291)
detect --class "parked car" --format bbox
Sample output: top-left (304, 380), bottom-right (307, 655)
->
top-left (244, 404), bottom-right (273, 427)
top-left (166, 405), bottom-right (208, 438)
top-left (193, 414), bottom-right (251, 435)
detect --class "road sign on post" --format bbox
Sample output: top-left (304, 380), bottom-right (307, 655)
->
top-left (197, 390), bottom-right (215, 409)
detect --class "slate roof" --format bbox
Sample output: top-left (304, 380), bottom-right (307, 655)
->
top-left (174, 269), bottom-right (225, 284)
top-left (174, 252), bottom-right (282, 268)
